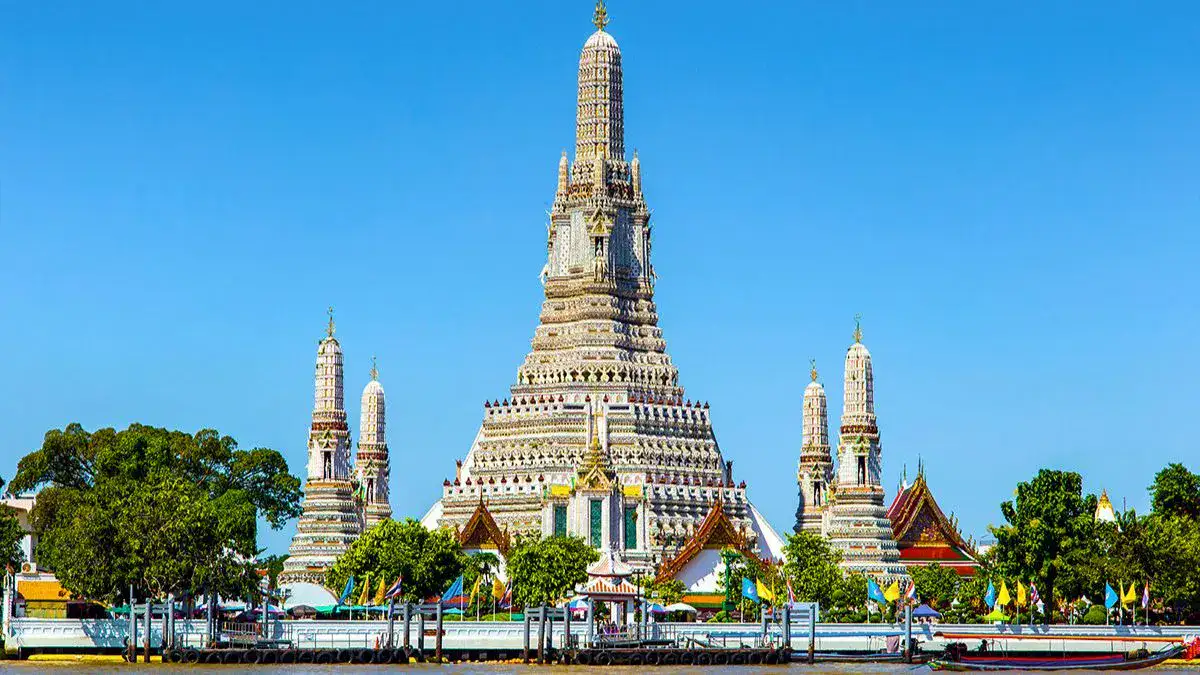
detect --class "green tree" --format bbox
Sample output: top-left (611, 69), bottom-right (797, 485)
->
top-left (1149, 464), bottom-right (1200, 520)
top-left (0, 478), bottom-right (26, 569)
top-left (990, 469), bottom-right (1097, 622)
top-left (505, 535), bottom-right (598, 607)
top-left (781, 531), bottom-right (843, 608)
top-left (13, 424), bottom-right (300, 603)
top-left (910, 563), bottom-right (960, 610)
top-left (258, 554), bottom-right (289, 590)
top-left (325, 518), bottom-right (466, 603)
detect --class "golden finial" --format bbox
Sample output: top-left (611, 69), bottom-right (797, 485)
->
top-left (370, 356), bottom-right (378, 381)
top-left (326, 306), bottom-right (336, 338)
top-left (853, 313), bottom-right (863, 343)
top-left (809, 358), bottom-right (818, 382)
top-left (593, 0), bottom-right (609, 31)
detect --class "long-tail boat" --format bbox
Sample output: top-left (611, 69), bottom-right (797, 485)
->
top-left (929, 643), bottom-right (1184, 671)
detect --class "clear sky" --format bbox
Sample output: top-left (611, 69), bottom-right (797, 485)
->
top-left (2, 1), bottom-right (1198, 557)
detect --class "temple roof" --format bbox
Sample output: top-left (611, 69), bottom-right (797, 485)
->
top-left (457, 500), bottom-right (511, 558)
top-left (655, 499), bottom-right (765, 584)
top-left (886, 468), bottom-right (978, 569)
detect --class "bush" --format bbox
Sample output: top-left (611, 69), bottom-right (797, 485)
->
top-left (1082, 605), bottom-right (1108, 625)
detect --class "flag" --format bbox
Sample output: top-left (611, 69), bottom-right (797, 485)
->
top-left (884, 581), bottom-right (900, 603)
top-left (756, 578), bottom-right (775, 604)
top-left (904, 581), bottom-right (917, 605)
top-left (1122, 583), bottom-right (1137, 606)
top-left (470, 576), bottom-right (483, 603)
top-left (786, 578), bottom-right (796, 605)
top-left (373, 577), bottom-right (387, 605)
top-left (1017, 582), bottom-right (1028, 608)
top-left (984, 581), bottom-right (997, 609)
top-left (1104, 583), bottom-right (1119, 609)
top-left (499, 583), bottom-right (513, 610)
top-left (997, 581), bottom-right (1011, 607)
top-left (492, 578), bottom-right (506, 601)
top-left (868, 579), bottom-right (887, 604)
top-left (1141, 583), bottom-right (1149, 610)
top-left (338, 576), bottom-right (356, 605)
top-left (358, 574), bottom-right (372, 606)
top-left (384, 574), bottom-right (403, 600)
top-left (1030, 583), bottom-right (1040, 606)
top-left (441, 575), bottom-right (467, 607)
top-left (741, 577), bottom-right (760, 604)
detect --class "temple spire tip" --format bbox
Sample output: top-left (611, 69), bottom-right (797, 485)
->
top-left (853, 313), bottom-right (863, 343)
top-left (593, 0), bottom-right (609, 31)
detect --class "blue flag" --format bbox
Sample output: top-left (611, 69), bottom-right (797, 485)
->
top-left (441, 575), bottom-right (465, 606)
top-left (741, 577), bottom-right (760, 604)
top-left (867, 579), bottom-right (886, 604)
top-left (984, 581), bottom-right (997, 609)
top-left (1104, 583), bottom-right (1119, 609)
top-left (338, 576), bottom-right (355, 605)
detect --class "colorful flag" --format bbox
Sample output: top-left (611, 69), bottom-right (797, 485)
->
top-left (741, 577), bottom-right (760, 604)
top-left (492, 578), bottom-right (506, 601)
top-left (868, 579), bottom-right (886, 604)
top-left (1141, 583), bottom-right (1149, 610)
top-left (1030, 583), bottom-right (1041, 607)
top-left (1017, 582), bottom-right (1028, 608)
top-left (1104, 583), bottom-right (1119, 609)
top-left (499, 583), bottom-right (513, 609)
top-left (756, 578), bottom-right (775, 604)
top-left (470, 576), bottom-right (483, 602)
top-left (338, 576), bottom-right (356, 605)
top-left (786, 578), bottom-right (796, 605)
top-left (358, 574), bottom-right (372, 606)
top-left (904, 581), bottom-right (917, 605)
top-left (1122, 583), bottom-right (1137, 606)
top-left (441, 575), bottom-right (467, 607)
top-left (384, 574), bottom-right (403, 600)
top-left (884, 581), bottom-right (900, 603)
top-left (997, 581), bottom-right (1011, 606)
top-left (985, 581), bottom-right (997, 608)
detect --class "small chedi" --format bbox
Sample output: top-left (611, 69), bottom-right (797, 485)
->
top-left (280, 310), bottom-right (392, 585)
top-left (421, 1), bottom-right (783, 574)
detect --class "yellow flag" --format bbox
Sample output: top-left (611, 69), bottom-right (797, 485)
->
top-left (470, 576), bottom-right (483, 601)
top-left (884, 581), bottom-right (901, 603)
top-left (997, 580), bottom-right (1011, 606)
top-left (1016, 582), bottom-right (1028, 607)
top-left (373, 577), bottom-right (387, 605)
top-left (1123, 583), bottom-right (1137, 605)
top-left (493, 578), bottom-right (506, 601)
top-left (756, 579), bottom-right (774, 603)
top-left (358, 574), bottom-right (372, 606)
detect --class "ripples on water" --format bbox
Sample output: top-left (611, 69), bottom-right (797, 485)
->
top-left (0, 663), bottom-right (931, 673)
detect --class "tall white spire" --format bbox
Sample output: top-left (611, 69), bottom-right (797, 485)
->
top-left (281, 308), bottom-right (364, 586)
top-left (357, 357), bottom-right (392, 529)
top-left (576, 0), bottom-right (624, 162)
top-left (795, 360), bottom-right (834, 533)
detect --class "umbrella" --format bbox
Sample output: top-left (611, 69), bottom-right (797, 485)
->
top-left (444, 608), bottom-right (464, 615)
top-left (912, 604), bottom-right (941, 619)
top-left (664, 602), bottom-right (697, 614)
top-left (644, 602), bottom-right (666, 614)
top-left (983, 609), bottom-right (1010, 622)
top-left (567, 598), bottom-right (589, 611)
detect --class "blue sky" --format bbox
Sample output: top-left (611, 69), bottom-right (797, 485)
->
top-left (2, 1), bottom-right (1197, 556)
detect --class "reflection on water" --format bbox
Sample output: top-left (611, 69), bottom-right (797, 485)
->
top-left (0, 664), bottom-right (935, 674)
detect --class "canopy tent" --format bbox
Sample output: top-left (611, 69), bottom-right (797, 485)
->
top-left (664, 602), bottom-right (697, 614)
top-left (643, 602), bottom-right (666, 614)
top-left (983, 609), bottom-right (1010, 622)
top-left (566, 598), bottom-right (589, 611)
top-left (912, 604), bottom-right (942, 619)
top-left (280, 582), bottom-right (338, 610)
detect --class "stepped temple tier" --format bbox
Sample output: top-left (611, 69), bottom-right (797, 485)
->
top-left (420, 1), bottom-right (785, 574)
top-left (281, 311), bottom-right (391, 586)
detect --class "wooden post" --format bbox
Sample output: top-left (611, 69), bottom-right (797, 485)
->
top-left (386, 598), bottom-right (396, 649)
top-left (143, 599), bottom-right (152, 663)
top-left (522, 610), bottom-right (531, 664)
top-left (537, 604), bottom-right (547, 664)
top-left (161, 598), bottom-right (170, 653)
top-left (586, 598), bottom-right (594, 648)
top-left (546, 607), bottom-right (554, 659)
top-left (807, 604), bottom-right (816, 664)
top-left (782, 603), bottom-right (791, 650)
top-left (435, 603), bottom-right (443, 661)
top-left (402, 603), bottom-right (412, 650)
top-left (128, 586), bottom-right (136, 663)
top-left (760, 606), bottom-right (768, 646)
top-left (206, 591), bottom-right (215, 649)
top-left (904, 603), bottom-right (913, 663)
top-left (417, 610), bottom-right (425, 656)
top-left (564, 604), bottom-right (572, 655)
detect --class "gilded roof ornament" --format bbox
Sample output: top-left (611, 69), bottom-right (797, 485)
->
top-left (327, 306), bottom-right (336, 338)
top-left (809, 358), bottom-right (819, 382)
top-left (853, 313), bottom-right (863, 343)
top-left (370, 355), bottom-right (379, 381)
top-left (593, 0), bottom-right (610, 31)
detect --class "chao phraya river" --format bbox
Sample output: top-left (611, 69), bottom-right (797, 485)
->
top-left (0, 663), bottom-right (938, 674)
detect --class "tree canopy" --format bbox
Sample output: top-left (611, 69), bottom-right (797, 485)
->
top-left (1150, 463), bottom-right (1200, 520)
top-left (0, 478), bottom-right (25, 570)
top-left (325, 518), bottom-right (466, 603)
top-left (781, 531), bottom-right (843, 608)
top-left (505, 535), bottom-right (598, 607)
top-left (11, 423), bottom-right (302, 603)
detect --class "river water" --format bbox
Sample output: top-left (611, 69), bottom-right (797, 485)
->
top-left (0, 664), bottom-right (932, 673)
